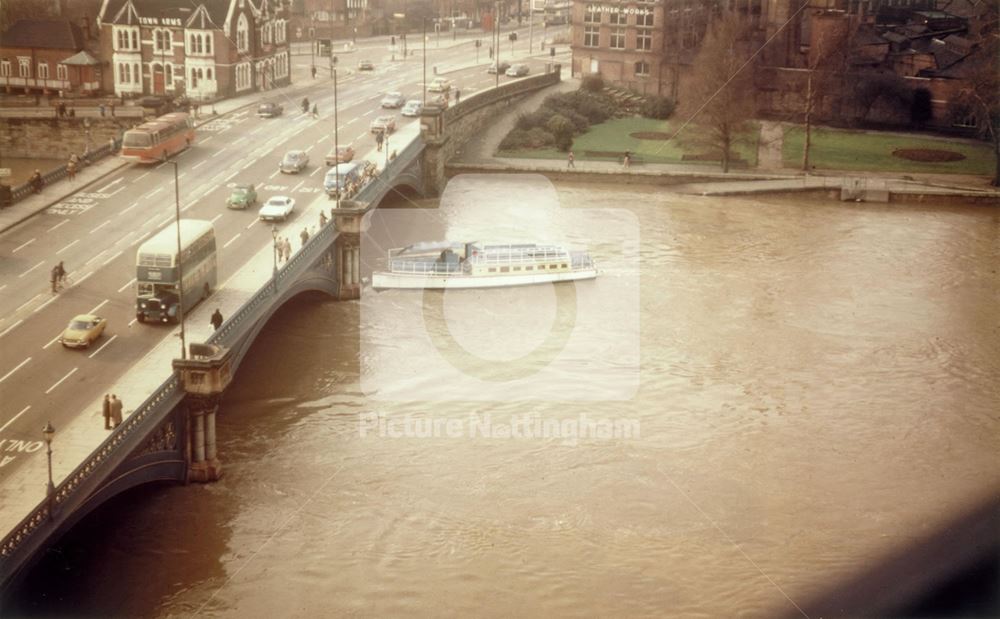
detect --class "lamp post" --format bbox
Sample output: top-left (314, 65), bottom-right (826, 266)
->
top-left (495, 2), bottom-right (501, 89)
top-left (334, 66), bottom-right (340, 209)
top-left (164, 158), bottom-right (187, 359)
top-left (43, 422), bottom-right (55, 520)
top-left (329, 0), bottom-right (335, 78)
top-left (271, 224), bottom-right (278, 277)
top-left (422, 18), bottom-right (427, 104)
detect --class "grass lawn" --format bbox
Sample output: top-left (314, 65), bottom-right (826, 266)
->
top-left (498, 117), bottom-right (760, 167)
top-left (782, 126), bottom-right (997, 175)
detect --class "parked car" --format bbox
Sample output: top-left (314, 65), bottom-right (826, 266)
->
top-left (401, 100), bottom-right (423, 117)
top-left (370, 115), bottom-right (397, 134)
top-left (324, 162), bottom-right (365, 197)
top-left (227, 184), bottom-right (258, 209)
top-left (381, 92), bottom-right (406, 108)
top-left (279, 150), bottom-right (309, 173)
top-left (257, 102), bottom-right (283, 118)
top-left (358, 59), bottom-right (375, 71)
top-left (428, 77), bottom-right (451, 92)
top-left (325, 145), bottom-right (356, 166)
top-left (259, 196), bottom-right (296, 221)
top-left (506, 63), bottom-right (530, 77)
top-left (487, 61), bottom-right (511, 74)
top-left (60, 314), bottom-right (107, 349)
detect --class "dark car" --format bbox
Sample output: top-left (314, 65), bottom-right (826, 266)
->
top-left (487, 61), bottom-right (511, 74)
top-left (257, 102), bottom-right (284, 118)
top-left (358, 59), bottom-right (375, 71)
top-left (227, 184), bottom-right (258, 209)
top-left (138, 95), bottom-right (170, 114)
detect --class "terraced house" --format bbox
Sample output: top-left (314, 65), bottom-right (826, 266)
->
top-left (97, 0), bottom-right (291, 101)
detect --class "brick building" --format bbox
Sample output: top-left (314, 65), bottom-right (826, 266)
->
top-left (96, 0), bottom-right (292, 101)
top-left (0, 19), bottom-right (102, 95)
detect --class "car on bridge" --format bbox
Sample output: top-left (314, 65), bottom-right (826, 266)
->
top-left (381, 92), bottom-right (406, 108)
top-left (487, 61), bottom-right (510, 74)
top-left (428, 77), bottom-right (451, 92)
top-left (60, 314), bottom-right (107, 349)
top-left (227, 184), bottom-right (258, 209)
top-left (257, 102), bottom-right (283, 118)
top-left (505, 63), bottom-right (530, 77)
top-left (279, 150), bottom-right (310, 173)
top-left (326, 145), bottom-right (355, 165)
top-left (370, 115), bottom-right (397, 134)
top-left (259, 196), bottom-right (296, 221)
top-left (358, 59), bottom-right (375, 71)
top-left (401, 100), bottom-right (423, 117)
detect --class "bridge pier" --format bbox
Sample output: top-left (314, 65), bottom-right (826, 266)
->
top-left (173, 343), bottom-right (232, 484)
top-left (333, 202), bottom-right (369, 300)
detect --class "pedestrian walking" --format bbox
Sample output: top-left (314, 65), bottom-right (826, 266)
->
top-left (623, 150), bottom-right (631, 168)
top-left (67, 155), bottom-right (77, 180)
top-left (455, 89), bottom-right (461, 104)
top-left (30, 169), bottom-right (43, 194)
top-left (375, 130), bottom-right (384, 152)
top-left (56, 261), bottom-right (66, 287)
top-left (109, 137), bottom-right (117, 153)
top-left (210, 308), bottom-right (224, 330)
top-left (319, 211), bottom-right (328, 227)
top-left (109, 100), bottom-right (116, 117)
top-left (99, 103), bottom-right (106, 117)
top-left (50, 265), bottom-right (59, 293)
top-left (312, 103), bottom-right (318, 118)
top-left (567, 151), bottom-right (575, 169)
top-left (110, 395), bottom-right (123, 428)
top-left (284, 237), bottom-right (292, 260)
top-left (103, 394), bottom-right (112, 429)
top-left (300, 228), bottom-right (309, 247)
top-left (311, 65), bottom-right (317, 79)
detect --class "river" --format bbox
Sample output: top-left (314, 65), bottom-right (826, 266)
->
top-left (6, 175), bottom-right (999, 618)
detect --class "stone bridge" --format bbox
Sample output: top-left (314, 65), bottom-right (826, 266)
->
top-left (0, 68), bottom-right (562, 592)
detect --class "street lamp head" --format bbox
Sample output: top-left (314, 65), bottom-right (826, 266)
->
top-left (42, 421), bottom-right (55, 444)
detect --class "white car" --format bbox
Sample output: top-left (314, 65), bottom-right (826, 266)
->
top-left (428, 77), bottom-right (451, 92)
top-left (381, 92), bottom-right (406, 108)
top-left (401, 100), bottom-right (423, 117)
top-left (258, 195), bottom-right (295, 221)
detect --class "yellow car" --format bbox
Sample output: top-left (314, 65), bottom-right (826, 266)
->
top-left (60, 314), bottom-right (107, 349)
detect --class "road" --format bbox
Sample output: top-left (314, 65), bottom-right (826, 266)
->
top-left (0, 28), bottom-right (565, 481)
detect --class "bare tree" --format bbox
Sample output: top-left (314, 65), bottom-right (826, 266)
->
top-left (0, 0), bottom-right (52, 33)
top-left (951, 34), bottom-right (1000, 186)
top-left (677, 11), bottom-right (755, 173)
top-left (801, 33), bottom-right (847, 172)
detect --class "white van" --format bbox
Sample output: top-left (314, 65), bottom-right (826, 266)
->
top-left (324, 162), bottom-right (364, 197)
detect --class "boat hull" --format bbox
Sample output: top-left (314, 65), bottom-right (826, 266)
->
top-left (372, 268), bottom-right (598, 290)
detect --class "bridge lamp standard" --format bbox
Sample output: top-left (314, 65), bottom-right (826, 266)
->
top-left (271, 224), bottom-right (279, 279)
top-left (162, 157), bottom-right (187, 360)
top-left (42, 422), bottom-right (55, 520)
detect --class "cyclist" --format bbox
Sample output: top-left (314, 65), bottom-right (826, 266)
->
top-left (301, 97), bottom-right (309, 114)
top-left (311, 103), bottom-right (318, 118)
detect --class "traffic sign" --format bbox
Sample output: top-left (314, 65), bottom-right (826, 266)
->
top-left (0, 168), bottom-right (11, 178)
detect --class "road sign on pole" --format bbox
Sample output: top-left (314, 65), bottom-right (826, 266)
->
top-left (0, 168), bottom-right (11, 178)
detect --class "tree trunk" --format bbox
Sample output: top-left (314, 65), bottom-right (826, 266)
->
top-left (803, 73), bottom-right (812, 173)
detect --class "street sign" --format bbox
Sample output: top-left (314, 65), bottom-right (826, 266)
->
top-left (0, 168), bottom-right (11, 178)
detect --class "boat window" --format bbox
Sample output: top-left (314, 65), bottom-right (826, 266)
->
top-left (514, 266), bottom-right (521, 271)
top-left (538, 265), bottom-right (545, 269)
top-left (488, 267), bottom-right (496, 273)
top-left (526, 266), bottom-right (533, 271)
top-left (500, 266), bottom-right (509, 273)
top-left (562, 263), bottom-right (568, 268)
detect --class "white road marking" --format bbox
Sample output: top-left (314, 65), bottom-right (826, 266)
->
top-left (18, 261), bottom-right (44, 278)
top-left (147, 187), bottom-right (163, 198)
top-left (97, 178), bottom-right (124, 192)
top-left (356, 132), bottom-right (367, 140)
top-left (47, 220), bottom-right (69, 232)
top-left (192, 160), bottom-right (206, 169)
top-left (0, 357), bottom-right (31, 383)
top-left (118, 277), bottom-right (136, 293)
top-left (0, 405), bottom-right (31, 434)
top-left (292, 180), bottom-right (305, 192)
top-left (210, 214), bottom-right (223, 224)
top-left (128, 317), bottom-right (137, 327)
top-left (344, 118), bottom-right (358, 126)
top-left (246, 218), bottom-right (259, 230)
top-left (88, 334), bottom-right (118, 359)
top-left (136, 171), bottom-right (151, 181)
top-left (36, 295), bottom-right (57, 313)
top-left (90, 220), bottom-right (111, 234)
top-left (107, 186), bottom-right (126, 198)
top-left (56, 240), bottom-right (78, 256)
top-left (16, 294), bottom-right (42, 313)
top-left (122, 202), bottom-right (138, 213)
top-left (89, 299), bottom-right (109, 314)
top-left (223, 233), bottom-right (241, 248)
top-left (362, 109), bottom-right (375, 116)
top-left (177, 172), bottom-right (187, 180)
top-left (43, 333), bottom-right (61, 349)
top-left (269, 170), bottom-right (279, 179)
top-left (225, 170), bottom-right (239, 182)
top-left (202, 136), bottom-right (214, 143)
top-left (212, 148), bottom-right (226, 158)
top-left (13, 238), bottom-right (36, 253)
top-left (84, 250), bottom-right (108, 267)
top-left (45, 367), bottom-right (77, 394)
top-left (75, 270), bottom-right (94, 285)
top-left (103, 250), bottom-right (123, 265)
top-left (310, 166), bottom-right (323, 177)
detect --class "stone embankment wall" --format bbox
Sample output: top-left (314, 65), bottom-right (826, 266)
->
top-left (0, 117), bottom-right (130, 159)
top-left (422, 69), bottom-right (561, 194)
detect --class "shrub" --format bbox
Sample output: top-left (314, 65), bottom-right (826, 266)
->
top-left (582, 75), bottom-right (604, 93)
top-left (553, 132), bottom-right (573, 152)
top-left (515, 110), bottom-right (551, 131)
top-left (524, 127), bottom-right (556, 148)
top-left (499, 129), bottom-right (532, 150)
top-left (545, 113), bottom-right (575, 140)
top-left (642, 95), bottom-right (675, 120)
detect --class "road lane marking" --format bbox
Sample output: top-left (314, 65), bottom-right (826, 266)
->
top-left (103, 250), bottom-right (123, 265)
top-left (0, 319), bottom-right (23, 340)
top-left (193, 160), bottom-right (206, 169)
top-left (292, 180), bottom-right (305, 192)
top-left (362, 109), bottom-right (375, 116)
top-left (136, 171), bottom-right (151, 181)
top-left (107, 186), bottom-right (126, 198)
top-left (310, 166), bottom-right (323, 177)
top-left (146, 187), bottom-right (164, 198)
top-left (246, 218), bottom-right (259, 230)
top-left (13, 238), bottom-right (36, 253)
top-left (45, 367), bottom-right (77, 394)
top-left (89, 334), bottom-right (118, 359)
top-left (36, 295), bottom-right (57, 313)
top-left (16, 294), bottom-right (43, 313)
top-left (89, 299), bottom-right (109, 314)
top-left (210, 214), bottom-right (223, 224)
top-left (118, 277), bottom-right (136, 293)
top-left (356, 132), bottom-right (367, 140)
top-left (225, 170), bottom-right (239, 182)
top-left (269, 170), bottom-right (279, 179)
top-left (178, 172), bottom-right (187, 180)
top-left (47, 220), bottom-right (69, 232)
top-left (84, 250), bottom-right (108, 267)
top-left (122, 202), bottom-right (139, 213)
top-left (0, 357), bottom-right (30, 383)
top-left (18, 261), bottom-right (44, 278)
top-left (212, 148), bottom-right (226, 158)
top-left (223, 233), bottom-right (241, 248)
top-left (90, 220), bottom-right (111, 234)
top-left (75, 270), bottom-right (94, 285)
top-left (233, 137), bottom-right (247, 145)
top-left (0, 405), bottom-right (31, 434)
top-left (344, 118), bottom-right (357, 125)
top-left (128, 318), bottom-right (137, 327)
top-left (57, 239), bottom-right (79, 254)
top-left (97, 178), bottom-right (124, 193)
top-left (202, 136), bottom-right (214, 143)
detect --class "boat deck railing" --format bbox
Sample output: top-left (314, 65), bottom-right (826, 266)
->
top-left (389, 260), bottom-right (464, 274)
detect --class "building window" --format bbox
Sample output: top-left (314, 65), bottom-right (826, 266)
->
top-left (237, 14), bottom-right (249, 52)
top-left (610, 28), bottom-right (626, 50)
top-left (637, 29), bottom-right (652, 51)
top-left (636, 12), bottom-right (654, 27)
top-left (18, 57), bottom-right (30, 78)
top-left (609, 12), bottom-right (627, 26)
top-left (635, 61), bottom-right (650, 76)
top-left (206, 34), bottom-right (212, 54)
top-left (37, 62), bottom-right (49, 79)
top-left (584, 25), bottom-right (599, 48)
top-left (1, 60), bottom-right (11, 77)
top-left (584, 6), bottom-right (600, 23)
top-left (115, 26), bottom-right (140, 51)
top-left (154, 29), bottom-right (172, 52)
top-left (57, 64), bottom-right (68, 80)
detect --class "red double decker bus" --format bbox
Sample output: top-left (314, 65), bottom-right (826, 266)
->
top-left (120, 112), bottom-right (195, 163)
